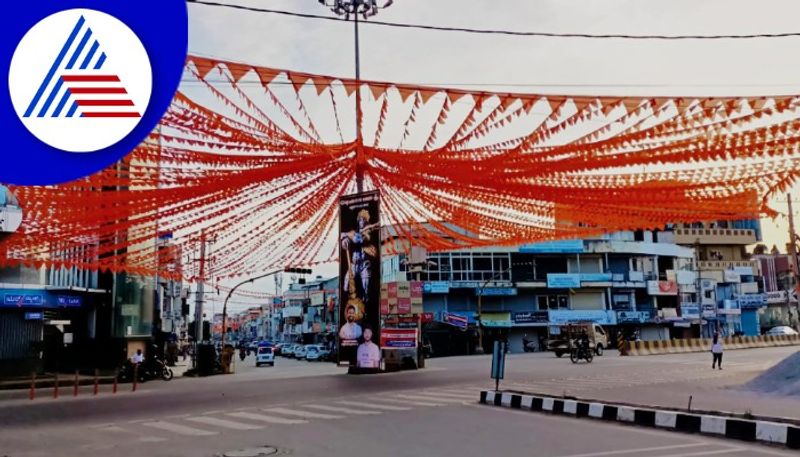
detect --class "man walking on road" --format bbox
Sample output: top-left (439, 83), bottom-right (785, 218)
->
top-left (711, 334), bottom-right (723, 370)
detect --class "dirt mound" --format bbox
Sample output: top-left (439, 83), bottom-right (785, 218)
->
top-left (744, 351), bottom-right (800, 396)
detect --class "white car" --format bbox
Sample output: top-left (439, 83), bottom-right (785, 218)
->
top-left (765, 326), bottom-right (799, 336)
top-left (293, 344), bottom-right (309, 359)
top-left (255, 345), bottom-right (275, 367)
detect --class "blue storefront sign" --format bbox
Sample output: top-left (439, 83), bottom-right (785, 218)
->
top-left (513, 311), bottom-right (549, 325)
top-left (580, 273), bottom-right (613, 282)
top-left (442, 312), bottom-right (468, 329)
top-left (737, 294), bottom-right (766, 309)
top-left (57, 296), bottom-right (82, 307)
top-left (549, 310), bottom-right (617, 325)
top-left (520, 240), bottom-right (584, 254)
top-left (423, 281), bottom-right (450, 294)
top-left (4, 294), bottom-right (43, 306)
top-left (616, 311), bottom-right (650, 324)
top-left (547, 274), bottom-right (581, 289)
top-left (476, 287), bottom-right (517, 296)
top-left (24, 312), bottom-right (43, 320)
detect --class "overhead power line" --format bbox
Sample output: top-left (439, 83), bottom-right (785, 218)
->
top-left (186, 0), bottom-right (800, 40)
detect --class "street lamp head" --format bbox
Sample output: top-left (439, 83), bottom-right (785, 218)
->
top-left (321, 0), bottom-right (394, 19)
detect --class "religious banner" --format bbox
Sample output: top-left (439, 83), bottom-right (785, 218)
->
top-left (338, 191), bottom-right (381, 369)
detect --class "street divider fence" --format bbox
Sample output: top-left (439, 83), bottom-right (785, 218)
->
top-left (623, 334), bottom-right (800, 356)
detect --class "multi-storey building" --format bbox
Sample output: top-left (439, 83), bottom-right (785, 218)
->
top-left (670, 220), bottom-right (765, 336)
top-left (754, 253), bottom-right (799, 331)
top-left (381, 230), bottom-right (698, 355)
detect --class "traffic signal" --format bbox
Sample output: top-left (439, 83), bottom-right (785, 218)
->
top-left (284, 267), bottom-right (312, 274)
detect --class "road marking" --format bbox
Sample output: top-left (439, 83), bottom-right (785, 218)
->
top-left (142, 421), bottom-right (217, 436)
top-left (656, 448), bottom-right (746, 457)
top-left (335, 401), bottom-right (411, 411)
top-left (265, 407), bottom-right (345, 420)
top-left (139, 436), bottom-right (168, 443)
top-left (370, 396), bottom-right (443, 407)
top-left (393, 394), bottom-right (469, 403)
top-left (551, 443), bottom-right (710, 457)
top-left (422, 391), bottom-right (477, 400)
top-left (303, 404), bottom-right (381, 415)
top-left (187, 416), bottom-right (263, 430)
top-left (227, 411), bottom-right (307, 425)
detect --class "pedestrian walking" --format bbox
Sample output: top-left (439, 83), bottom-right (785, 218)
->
top-left (711, 334), bottom-right (723, 370)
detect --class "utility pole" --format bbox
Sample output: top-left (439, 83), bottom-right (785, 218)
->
top-left (787, 194), bottom-right (800, 331)
top-left (194, 230), bottom-right (206, 344)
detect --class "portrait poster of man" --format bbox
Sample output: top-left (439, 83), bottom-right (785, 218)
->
top-left (338, 191), bottom-right (381, 368)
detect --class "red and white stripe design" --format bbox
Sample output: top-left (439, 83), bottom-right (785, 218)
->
top-left (61, 74), bottom-right (140, 118)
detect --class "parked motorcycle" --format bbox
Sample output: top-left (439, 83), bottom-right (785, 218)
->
top-left (118, 357), bottom-right (174, 382)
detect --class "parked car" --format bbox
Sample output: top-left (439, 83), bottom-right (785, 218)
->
top-left (293, 344), bottom-right (310, 359)
top-left (273, 343), bottom-right (287, 356)
top-left (765, 326), bottom-right (799, 336)
top-left (255, 342), bottom-right (275, 367)
top-left (305, 345), bottom-right (330, 361)
top-left (281, 344), bottom-right (297, 358)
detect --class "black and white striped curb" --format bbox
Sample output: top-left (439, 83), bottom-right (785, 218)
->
top-left (480, 390), bottom-right (800, 450)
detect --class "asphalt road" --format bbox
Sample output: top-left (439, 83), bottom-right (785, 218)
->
top-left (0, 347), bottom-right (798, 456)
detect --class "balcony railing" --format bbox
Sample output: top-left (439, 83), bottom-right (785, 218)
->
top-left (697, 259), bottom-right (758, 273)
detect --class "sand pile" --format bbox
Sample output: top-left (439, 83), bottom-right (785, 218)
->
top-left (744, 351), bottom-right (800, 396)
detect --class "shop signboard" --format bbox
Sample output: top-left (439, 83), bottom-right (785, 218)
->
top-left (476, 287), bottom-right (517, 296)
top-left (309, 291), bottom-right (325, 306)
top-left (736, 294), bottom-right (766, 309)
top-left (380, 328), bottom-right (417, 349)
top-left (397, 297), bottom-right (411, 314)
top-left (734, 266), bottom-right (754, 275)
top-left (423, 281), bottom-right (450, 294)
top-left (616, 311), bottom-right (650, 324)
top-left (24, 312), bottom-right (43, 320)
top-left (702, 303), bottom-right (717, 318)
top-left (765, 290), bottom-right (787, 304)
top-left (548, 310), bottom-right (617, 325)
top-left (680, 303), bottom-right (700, 319)
top-left (443, 312), bottom-right (468, 330)
top-left (519, 239), bottom-right (584, 253)
top-left (718, 308), bottom-right (742, 315)
top-left (512, 311), bottom-right (549, 325)
top-left (421, 312), bottom-right (434, 324)
top-left (646, 280), bottom-right (678, 296)
top-left (3, 293), bottom-right (43, 307)
top-left (547, 273), bottom-right (581, 289)
top-left (450, 281), bottom-right (480, 289)
top-left (676, 270), bottom-right (697, 285)
top-left (580, 273), bottom-right (613, 282)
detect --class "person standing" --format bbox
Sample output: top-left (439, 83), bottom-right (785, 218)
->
top-left (711, 334), bottom-right (723, 370)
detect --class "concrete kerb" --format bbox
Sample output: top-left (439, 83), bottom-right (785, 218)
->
top-left (480, 390), bottom-right (800, 450)
top-left (622, 335), bottom-right (800, 356)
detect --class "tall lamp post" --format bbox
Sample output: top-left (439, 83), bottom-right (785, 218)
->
top-left (316, 0), bottom-right (395, 193)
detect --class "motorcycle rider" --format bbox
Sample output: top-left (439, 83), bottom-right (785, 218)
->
top-left (238, 345), bottom-right (246, 362)
top-left (577, 330), bottom-right (590, 358)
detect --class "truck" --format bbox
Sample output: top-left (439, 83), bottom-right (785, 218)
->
top-left (546, 322), bottom-right (608, 358)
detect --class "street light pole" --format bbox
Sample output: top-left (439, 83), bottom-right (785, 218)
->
top-left (316, 0), bottom-right (394, 193)
top-left (220, 269), bottom-right (285, 350)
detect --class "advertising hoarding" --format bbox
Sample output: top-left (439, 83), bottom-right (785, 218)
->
top-left (546, 273), bottom-right (581, 288)
top-left (338, 191), bottom-right (381, 369)
top-left (646, 280), bottom-right (678, 296)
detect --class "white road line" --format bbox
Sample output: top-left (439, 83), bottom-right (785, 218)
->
top-left (142, 421), bottom-right (217, 436)
top-left (265, 407), bottom-right (345, 420)
top-left (303, 404), bottom-right (381, 415)
top-left (227, 411), bottom-right (307, 425)
top-left (551, 443), bottom-right (710, 457)
top-left (370, 397), bottom-right (443, 407)
top-left (186, 416), bottom-right (263, 430)
top-left (393, 394), bottom-right (468, 403)
top-left (422, 391), bottom-right (477, 400)
top-left (656, 448), bottom-right (746, 457)
top-left (138, 436), bottom-right (168, 443)
top-left (336, 401), bottom-right (411, 411)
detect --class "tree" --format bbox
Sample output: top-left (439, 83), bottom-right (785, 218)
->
top-left (753, 244), bottom-right (768, 255)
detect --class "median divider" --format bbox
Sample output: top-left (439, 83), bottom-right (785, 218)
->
top-left (479, 390), bottom-right (800, 450)
top-left (623, 334), bottom-right (800, 356)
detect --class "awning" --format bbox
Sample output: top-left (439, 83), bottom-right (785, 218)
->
top-left (480, 312), bottom-right (512, 328)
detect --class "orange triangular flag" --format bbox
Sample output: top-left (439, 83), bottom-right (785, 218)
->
top-left (288, 73), bottom-right (310, 93)
top-left (311, 76), bottom-right (331, 96)
top-left (397, 86), bottom-right (416, 102)
top-left (368, 83), bottom-right (385, 100)
top-left (190, 56), bottom-right (218, 81)
top-left (255, 68), bottom-right (281, 88)
top-left (343, 80), bottom-right (358, 97)
top-left (546, 97), bottom-right (565, 116)
top-left (419, 89), bottom-right (438, 104)
top-left (227, 63), bottom-right (253, 83)
top-left (622, 98), bottom-right (641, 113)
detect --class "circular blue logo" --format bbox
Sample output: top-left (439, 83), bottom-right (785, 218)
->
top-left (2, 1), bottom-right (187, 185)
